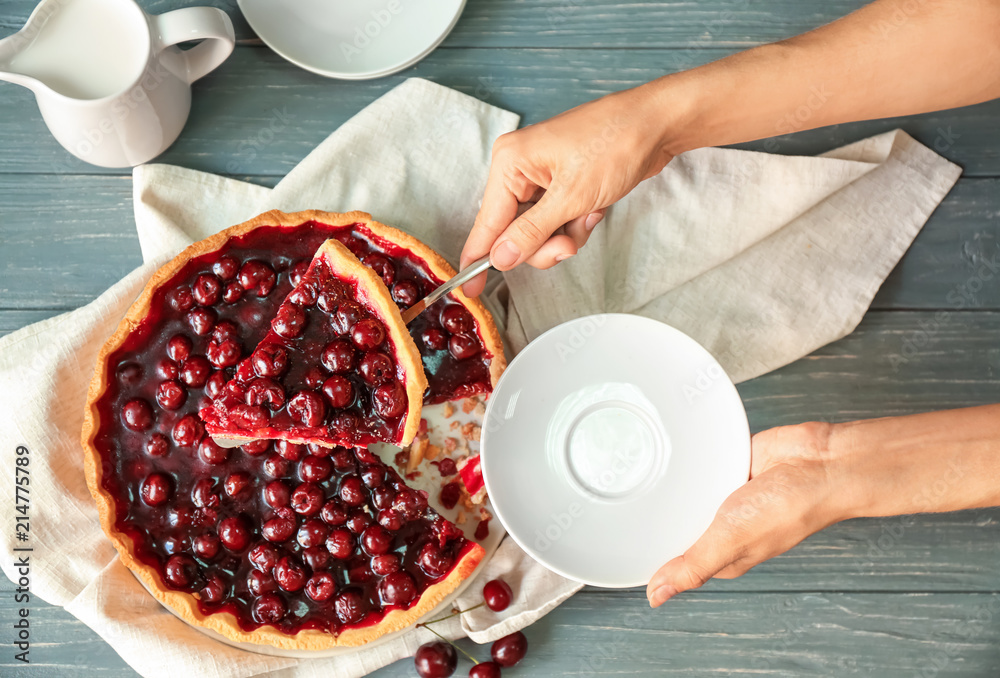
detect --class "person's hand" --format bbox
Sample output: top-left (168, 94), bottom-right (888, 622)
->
top-left (646, 422), bottom-right (852, 607)
top-left (460, 82), bottom-right (679, 297)
top-left (646, 405), bottom-right (1000, 607)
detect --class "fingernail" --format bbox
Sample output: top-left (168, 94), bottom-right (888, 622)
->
top-left (648, 585), bottom-right (678, 607)
top-left (492, 240), bottom-right (520, 268)
top-left (585, 212), bottom-right (604, 231)
top-left (555, 253), bottom-right (573, 262)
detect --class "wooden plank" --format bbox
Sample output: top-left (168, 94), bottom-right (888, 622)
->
top-left (1, 0), bottom-right (875, 49)
top-left (4, 589), bottom-right (1000, 676)
top-left (1, 174), bottom-right (997, 312)
top-left (0, 174), bottom-right (277, 311)
top-left (738, 310), bottom-right (1000, 427)
top-left (0, 310), bottom-right (59, 336)
top-left (1, 47), bottom-right (1000, 177)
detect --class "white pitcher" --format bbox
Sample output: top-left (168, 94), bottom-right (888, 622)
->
top-left (0, 0), bottom-right (235, 168)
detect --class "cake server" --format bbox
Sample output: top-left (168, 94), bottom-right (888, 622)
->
top-left (400, 254), bottom-right (492, 324)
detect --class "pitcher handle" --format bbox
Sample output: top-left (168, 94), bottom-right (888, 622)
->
top-left (153, 7), bottom-right (235, 83)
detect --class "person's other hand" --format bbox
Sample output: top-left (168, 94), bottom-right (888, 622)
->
top-left (460, 83), bottom-right (677, 297)
top-left (646, 422), bottom-right (852, 607)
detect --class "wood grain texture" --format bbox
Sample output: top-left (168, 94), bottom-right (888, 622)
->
top-left (4, 588), bottom-right (1000, 677)
top-left (1, 46), bottom-right (1000, 177)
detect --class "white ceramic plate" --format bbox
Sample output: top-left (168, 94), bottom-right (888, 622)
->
top-left (237, 0), bottom-right (466, 80)
top-left (480, 314), bottom-right (750, 588)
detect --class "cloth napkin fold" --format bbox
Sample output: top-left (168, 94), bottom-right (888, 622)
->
top-left (0, 78), bottom-right (960, 678)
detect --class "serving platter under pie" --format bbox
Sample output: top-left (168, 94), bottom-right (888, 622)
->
top-left (81, 210), bottom-right (506, 650)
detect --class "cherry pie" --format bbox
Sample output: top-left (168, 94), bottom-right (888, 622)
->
top-left (201, 238), bottom-right (427, 449)
top-left (81, 210), bottom-right (505, 649)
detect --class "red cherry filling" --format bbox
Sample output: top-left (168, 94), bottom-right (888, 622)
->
top-left (362, 525), bottom-right (393, 555)
top-left (325, 528), bottom-right (354, 559)
top-left (290, 482), bottom-right (323, 515)
top-left (305, 572), bottom-right (337, 602)
top-left (262, 516), bottom-right (296, 543)
top-left (253, 593), bottom-right (286, 623)
top-left (145, 434), bottom-right (169, 457)
top-left (193, 273), bottom-right (222, 306)
top-left (201, 239), bottom-right (425, 449)
top-left (94, 222), bottom-right (490, 638)
top-left (249, 544), bottom-right (279, 572)
top-left (334, 588), bottom-right (366, 625)
top-left (379, 571), bottom-right (416, 606)
top-left (165, 554), bottom-right (198, 588)
top-left (299, 454), bottom-right (332, 482)
top-left (219, 516), bottom-right (250, 551)
top-left (167, 334), bottom-right (192, 362)
top-left (274, 557), bottom-right (307, 592)
top-left (194, 533), bottom-right (221, 559)
top-left (141, 473), bottom-right (171, 506)
top-left (296, 518), bottom-right (329, 548)
top-left (122, 399), bottom-right (154, 431)
top-left (238, 260), bottom-right (277, 297)
top-left (156, 380), bottom-right (187, 410)
top-left (263, 480), bottom-right (291, 507)
top-left (418, 542), bottom-right (454, 579)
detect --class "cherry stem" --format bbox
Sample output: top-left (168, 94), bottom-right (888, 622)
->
top-left (419, 602), bottom-right (485, 626)
top-left (418, 623), bottom-right (480, 665)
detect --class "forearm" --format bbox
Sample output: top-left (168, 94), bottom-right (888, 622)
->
top-left (649, 0), bottom-right (1000, 154)
top-left (830, 405), bottom-right (1000, 518)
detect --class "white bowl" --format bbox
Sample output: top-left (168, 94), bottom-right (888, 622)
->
top-left (480, 314), bottom-right (750, 588)
top-left (237, 0), bottom-right (466, 80)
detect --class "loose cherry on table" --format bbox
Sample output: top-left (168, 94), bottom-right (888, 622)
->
top-left (410, 578), bottom-right (525, 677)
top-left (414, 641), bottom-right (458, 678)
top-left (468, 663), bottom-right (502, 678)
top-left (490, 632), bottom-right (528, 668)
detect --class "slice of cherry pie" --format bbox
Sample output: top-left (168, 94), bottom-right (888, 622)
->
top-left (81, 210), bottom-right (504, 649)
top-left (201, 238), bottom-right (427, 449)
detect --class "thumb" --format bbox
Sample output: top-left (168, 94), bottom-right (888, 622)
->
top-left (645, 520), bottom-right (742, 608)
top-left (489, 191), bottom-right (579, 271)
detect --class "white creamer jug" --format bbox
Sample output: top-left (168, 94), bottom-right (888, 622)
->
top-left (0, 0), bottom-right (235, 167)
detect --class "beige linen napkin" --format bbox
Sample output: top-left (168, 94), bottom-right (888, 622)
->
top-left (0, 78), bottom-right (960, 678)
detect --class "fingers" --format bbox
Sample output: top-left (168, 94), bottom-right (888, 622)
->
top-left (462, 166), bottom-right (522, 264)
top-left (524, 208), bottom-right (604, 268)
top-left (645, 517), bottom-right (744, 608)
top-left (488, 191), bottom-right (579, 271)
top-left (563, 210), bottom-right (605, 249)
top-left (524, 234), bottom-right (578, 269)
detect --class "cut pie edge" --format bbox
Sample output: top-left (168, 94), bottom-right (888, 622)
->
top-left (79, 208), bottom-right (502, 649)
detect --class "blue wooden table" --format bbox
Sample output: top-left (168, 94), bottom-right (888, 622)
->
top-left (3, 1), bottom-right (1000, 675)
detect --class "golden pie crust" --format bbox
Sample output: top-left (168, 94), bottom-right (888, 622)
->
top-left (81, 209), bottom-right (501, 650)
